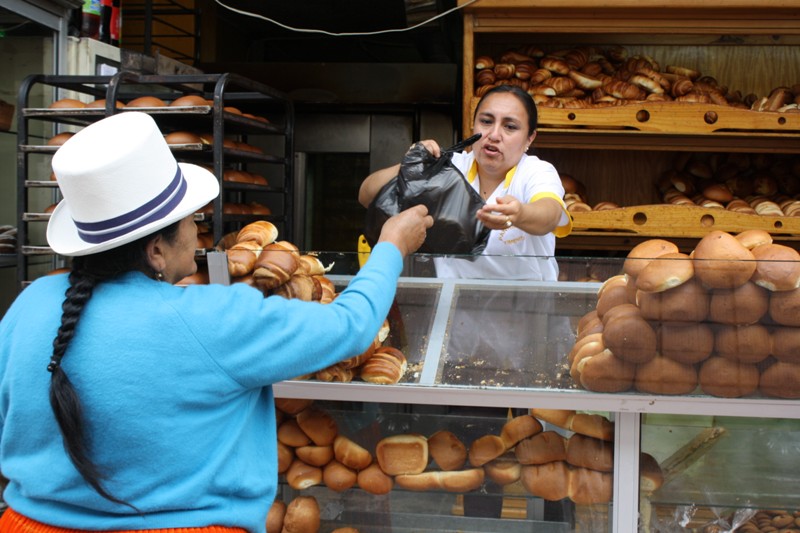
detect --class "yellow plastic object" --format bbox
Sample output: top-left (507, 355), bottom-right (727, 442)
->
top-left (357, 234), bottom-right (371, 269)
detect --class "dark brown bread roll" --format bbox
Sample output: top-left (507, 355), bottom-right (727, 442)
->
top-left (635, 354), bottom-right (698, 395)
top-left (658, 321), bottom-right (714, 364)
top-left (637, 278), bottom-right (709, 322)
top-left (708, 281), bottom-right (769, 325)
top-left (714, 323), bottom-right (772, 365)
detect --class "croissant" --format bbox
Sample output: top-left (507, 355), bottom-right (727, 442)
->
top-left (316, 363), bottom-right (353, 383)
top-left (298, 254), bottom-right (326, 276)
top-left (253, 241), bottom-right (300, 291)
top-left (227, 240), bottom-right (262, 277)
top-left (316, 276), bottom-right (337, 304)
top-left (236, 220), bottom-right (278, 247)
top-left (360, 347), bottom-right (408, 385)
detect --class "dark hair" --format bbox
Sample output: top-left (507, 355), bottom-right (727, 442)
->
top-left (473, 84), bottom-right (538, 136)
top-left (48, 220), bottom-right (181, 509)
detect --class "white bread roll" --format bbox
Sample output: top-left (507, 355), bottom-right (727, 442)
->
top-left (427, 430), bottom-right (467, 471)
top-left (333, 435), bottom-right (372, 471)
top-left (515, 431), bottom-right (567, 465)
top-left (735, 229), bottom-right (772, 250)
top-left (468, 434), bottom-right (507, 467)
top-left (281, 495), bottom-right (320, 533)
top-left (357, 461), bottom-right (394, 495)
top-left (376, 434), bottom-right (428, 476)
top-left (635, 252), bottom-right (694, 293)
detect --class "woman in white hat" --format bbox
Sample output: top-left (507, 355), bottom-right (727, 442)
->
top-left (0, 112), bottom-right (432, 532)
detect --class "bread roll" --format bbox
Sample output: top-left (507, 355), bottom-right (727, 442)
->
top-left (237, 220), bottom-right (279, 248)
top-left (635, 355), bottom-right (698, 395)
top-left (568, 333), bottom-right (604, 367)
top-left (569, 413), bottom-right (614, 442)
top-left (266, 500), bottom-right (287, 533)
top-left (636, 252), bottom-right (694, 293)
top-left (333, 435), bottom-right (372, 471)
top-left (529, 409), bottom-right (573, 429)
top-left (515, 431), bottom-right (567, 465)
top-left (520, 461), bottom-right (570, 501)
top-left (376, 434), bottom-right (428, 476)
top-left (484, 453), bottom-right (522, 485)
top-left (576, 310), bottom-right (601, 339)
top-left (47, 132), bottom-right (75, 146)
top-left (565, 434), bottom-right (613, 472)
top-left (277, 419), bottom-right (311, 448)
top-left (500, 415), bottom-right (543, 449)
top-left (601, 308), bottom-right (657, 364)
top-left (714, 323), bottom-right (771, 365)
top-left (49, 98), bottom-right (86, 109)
top-left (277, 441), bottom-right (294, 474)
top-left (692, 230), bottom-right (757, 289)
top-left (658, 321), bottom-right (713, 364)
top-left (227, 240), bottom-right (262, 277)
top-left (330, 528), bottom-right (360, 533)
top-left (751, 243), bottom-right (800, 291)
top-left (596, 277), bottom-right (636, 319)
top-left (315, 363), bottom-right (353, 383)
top-left (698, 356), bottom-right (759, 398)
top-left (575, 348), bottom-right (636, 393)
top-left (759, 361), bottom-right (800, 399)
top-left (637, 278), bottom-right (709, 322)
top-left (253, 241), bottom-right (301, 291)
top-left (281, 495), bottom-right (320, 533)
top-left (468, 434), bottom-right (507, 467)
top-left (623, 239), bottom-right (679, 278)
top-left (427, 430), bottom-right (467, 471)
top-left (275, 398), bottom-right (313, 415)
top-left (360, 347), bottom-right (407, 385)
top-left (323, 460), bottom-right (358, 492)
top-left (294, 445), bottom-right (334, 467)
top-left (708, 281), bottom-right (769, 325)
top-left (735, 229), bottom-right (772, 250)
top-left (296, 407), bottom-right (338, 446)
top-left (394, 468), bottom-right (485, 492)
top-left (771, 326), bottom-right (800, 364)
top-left (164, 131), bottom-right (202, 144)
top-left (769, 287), bottom-right (800, 326)
top-left (356, 461), bottom-right (394, 495)
top-left (285, 458), bottom-right (322, 490)
top-left (568, 467), bottom-right (613, 505)
top-left (126, 95), bottom-right (167, 107)
top-left (639, 453), bottom-right (664, 493)
top-left (169, 94), bottom-right (210, 106)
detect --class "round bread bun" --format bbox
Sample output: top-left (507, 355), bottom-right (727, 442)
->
top-left (596, 273), bottom-right (636, 304)
top-left (294, 445), bottom-right (334, 467)
top-left (468, 434), bottom-right (507, 467)
top-left (266, 500), bottom-right (286, 533)
top-left (565, 433), bottom-right (613, 472)
top-left (515, 430), bottom-right (567, 465)
top-left (427, 430), bottom-right (467, 471)
top-left (500, 415), bottom-right (543, 449)
top-left (125, 95), bottom-right (167, 107)
top-left (568, 466), bottom-right (613, 505)
top-left (333, 435), bottom-right (372, 471)
top-left (275, 398), bottom-right (313, 415)
top-left (768, 287), bottom-right (800, 326)
top-left (282, 496), bottom-right (320, 533)
top-left (701, 183), bottom-right (734, 203)
top-left (48, 98), bottom-right (86, 109)
top-left (576, 311), bottom-right (603, 340)
top-left (658, 321), bottom-right (714, 364)
top-left (623, 239), bottom-right (679, 278)
top-left (634, 354), bottom-right (698, 395)
top-left (285, 458), bottom-right (323, 490)
top-left (601, 310), bottom-right (657, 364)
top-left (85, 99), bottom-right (125, 109)
top-left (357, 461), bottom-right (394, 495)
top-left (735, 229), bottom-right (773, 250)
top-left (277, 441), bottom-right (294, 474)
top-left (169, 94), bottom-right (210, 106)
top-left (698, 356), bottom-right (760, 398)
top-left (296, 407), bottom-right (338, 446)
top-left (771, 326), bottom-right (800, 364)
top-left (568, 333), bottom-right (604, 367)
top-left (635, 252), bottom-right (694, 293)
top-left (520, 461), bottom-right (570, 501)
top-left (750, 243), bottom-right (800, 291)
top-left (692, 230), bottom-right (757, 289)
top-left (714, 323), bottom-right (772, 365)
top-left (575, 348), bottom-right (636, 393)
top-left (708, 281), bottom-right (769, 325)
top-left (277, 419), bottom-right (311, 448)
top-left (47, 132), bottom-right (76, 146)
top-left (596, 277), bottom-right (636, 318)
top-left (322, 460), bottom-right (358, 492)
top-left (599, 303), bottom-right (642, 327)
top-left (636, 278), bottom-right (709, 322)
top-left (165, 131), bottom-right (203, 144)
top-left (484, 453), bottom-right (522, 486)
top-left (759, 361), bottom-right (800, 399)
top-left (569, 337), bottom-right (606, 383)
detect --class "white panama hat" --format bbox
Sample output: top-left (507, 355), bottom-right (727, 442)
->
top-left (47, 112), bottom-right (220, 256)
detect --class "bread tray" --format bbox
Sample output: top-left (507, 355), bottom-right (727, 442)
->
top-left (569, 204), bottom-right (800, 239)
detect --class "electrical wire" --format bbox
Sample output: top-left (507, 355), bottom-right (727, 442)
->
top-left (213, 0), bottom-right (480, 37)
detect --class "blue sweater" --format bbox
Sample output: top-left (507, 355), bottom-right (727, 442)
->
top-left (0, 242), bottom-right (402, 532)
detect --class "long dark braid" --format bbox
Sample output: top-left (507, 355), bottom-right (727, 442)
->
top-left (48, 220), bottom-right (180, 509)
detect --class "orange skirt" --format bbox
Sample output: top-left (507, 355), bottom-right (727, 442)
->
top-left (0, 508), bottom-right (249, 533)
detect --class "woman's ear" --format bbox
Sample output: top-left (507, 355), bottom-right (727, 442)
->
top-left (145, 235), bottom-right (167, 275)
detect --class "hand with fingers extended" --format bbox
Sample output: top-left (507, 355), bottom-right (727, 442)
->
top-left (377, 204), bottom-right (434, 257)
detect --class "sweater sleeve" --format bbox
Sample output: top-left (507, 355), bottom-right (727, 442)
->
top-left (175, 241), bottom-right (403, 388)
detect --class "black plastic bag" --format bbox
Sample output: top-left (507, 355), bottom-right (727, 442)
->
top-left (364, 134), bottom-right (490, 255)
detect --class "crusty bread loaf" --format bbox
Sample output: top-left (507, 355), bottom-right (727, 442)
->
top-left (266, 500), bottom-right (286, 533)
top-left (568, 466), bottom-right (613, 505)
top-left (468, 434), bottom-right (507, 467)
top-left (281, 495), bottom-right (320, 533)
top-left (296, 407), bottom-right (338, 446)
top-left (520, 461), bottom-right (570, 501)
top-left (427, 430), bottom-right (467, 471)
top-left (333, 435), bottom-right (373, 471)
top-left (500, 415), bottom-right (543, 449)
top-left (484, 453), bottom-right (522, 486)
top-left (356, 461), bottom-right (394, 495)
top-left (529, 409), bottom-right (573, 428)
top-left (285, 459), bottom-right (322, 490)
top-left (277, 419), bottom-right (311, 448)
top-left (294, 445), bottom-right (334, 467)
top-left (515, 430), bottom-right (567, 465)
top-left (394, 468), bottom-right (485, 493)
top-left (323, 460), bottom-right (358, 492)
top-left (565, 433), bottom-right (614, 472)
top-left (376, 434), bottom-right (428, 476)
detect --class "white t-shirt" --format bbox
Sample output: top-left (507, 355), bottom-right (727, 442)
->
top-left (433, 151), bottom-right (572, 281)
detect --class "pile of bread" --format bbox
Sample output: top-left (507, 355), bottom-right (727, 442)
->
top-left (273, 399), bottom-right (663, 521)
top-left (659, 152), bottom-right (800, 217)
top-left (267, 494), bottom-right (359, 533)
top-left (473, 44), bottom-right (800, 112)
top-left (708, 509), bottom-right (800, 533)
top-left (224, 221), bottom-right (409, 385)
top-left (572, 229), bottom-right (800, 398)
